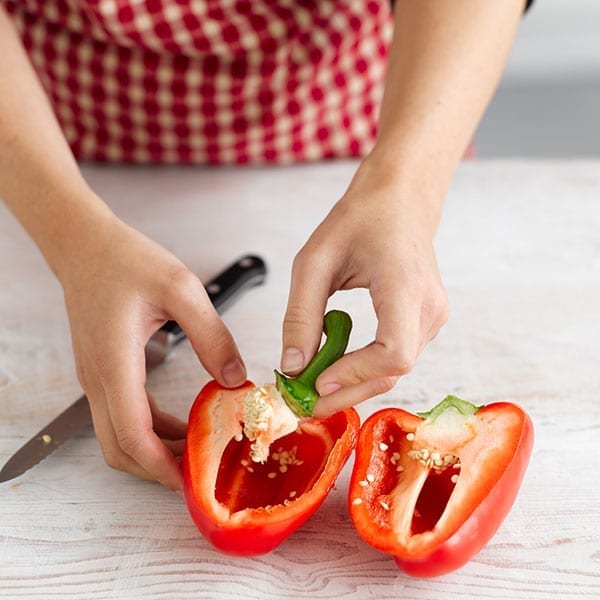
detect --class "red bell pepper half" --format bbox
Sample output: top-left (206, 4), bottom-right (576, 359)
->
top-left (348, 396), bottom-right (534, 577)
top-left (183, 380), bottom-right (360, 556)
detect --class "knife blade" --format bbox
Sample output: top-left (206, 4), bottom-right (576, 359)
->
top-left (0, 254), bottom-right (267, 483)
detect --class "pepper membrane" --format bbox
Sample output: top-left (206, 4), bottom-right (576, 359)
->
top-left (348, 396), bottom-right (534, 577)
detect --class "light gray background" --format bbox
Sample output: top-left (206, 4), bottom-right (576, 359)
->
top-left (475, 0), bottom-right (600, 157)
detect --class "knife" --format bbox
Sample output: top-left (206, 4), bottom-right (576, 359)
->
top-left (0, 254), bottom-right (267, 483)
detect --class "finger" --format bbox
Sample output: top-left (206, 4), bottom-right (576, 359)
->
top-left (313, 377), bottom-right (399, 418)
top-left (101, 349), bottom-right (183, 491)
top-left (281, 250), bottom-right (331, 375)
top-left (148, 393), bottom-right (187, 440)
top-left (316, 291), bottom-right (422, 394)
top-left (166, 273), bottom-right (246, 388)
top-left (87, 388), bottom-right (159, 482)
top-left (163, 438), bottom-right (186, 456)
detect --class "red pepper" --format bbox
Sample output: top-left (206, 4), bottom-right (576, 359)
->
top-left (348, 396), bottom-right (534, 578)
top-left (183, 380), bottom-right (360, 556)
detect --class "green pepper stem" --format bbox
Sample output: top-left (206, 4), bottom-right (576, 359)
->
top-left (275, 310), bottom-right (352, 417)
top-left (295, 310), bottom-right (352, 389)
top-left (417, 395), bottom-right (482, 422)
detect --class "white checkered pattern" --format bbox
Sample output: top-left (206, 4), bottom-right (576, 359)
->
top-left (6, 1), bottom-right (393, 164)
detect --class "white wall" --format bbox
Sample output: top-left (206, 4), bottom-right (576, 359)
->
top-left (502, 0), bottom-right (600, 84)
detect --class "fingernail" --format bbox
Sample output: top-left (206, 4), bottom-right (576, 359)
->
top-left (222, 358), bottom-right (246, 387)
top-left (281, 347), bottom-right (305, 374)
top-left (318, 382), bottom-right (342, 396)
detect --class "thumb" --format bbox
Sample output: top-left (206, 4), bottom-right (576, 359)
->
top-left (281, 254), bottom-right (329, 375)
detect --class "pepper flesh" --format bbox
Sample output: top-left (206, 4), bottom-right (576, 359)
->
top-left (349, 396), bottom-right (534, 577)
top-left (183, 380), bottom-right (360, 556)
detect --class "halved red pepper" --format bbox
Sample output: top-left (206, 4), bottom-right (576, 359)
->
top-left (182, 380), bottom-right (359, 555)
top-left (348, 396), bottom-right (534, 577)
top-left (182, 310), bottom-right (359, 556)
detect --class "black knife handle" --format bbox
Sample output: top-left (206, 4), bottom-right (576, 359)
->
top-left (159, 254), bottom-right (267, 345)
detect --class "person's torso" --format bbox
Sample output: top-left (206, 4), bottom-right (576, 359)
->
top-left (6, 0), bottom-right (393, 164)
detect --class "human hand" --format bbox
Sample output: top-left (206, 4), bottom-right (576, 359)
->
top-left (280, 160), bottom-right (450, 416)
top-left (59, 212), bottom-right (246, 490)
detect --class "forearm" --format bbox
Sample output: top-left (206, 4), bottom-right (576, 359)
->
top-left (0, 6), bottom-right (113, 280)
top-left (364, 0), bottom-right (526, 225)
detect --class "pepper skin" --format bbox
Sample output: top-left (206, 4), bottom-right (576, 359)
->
top-left (183, 380), bottom-right (360, 556)
top-left (348, 396), bottom-right (534, 577)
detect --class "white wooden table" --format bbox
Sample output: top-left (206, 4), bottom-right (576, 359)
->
top-left (1, 160), bottom-right (599, 599)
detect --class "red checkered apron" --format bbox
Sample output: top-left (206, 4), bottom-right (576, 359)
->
top-left (5, 1), bottom-right (393, 164)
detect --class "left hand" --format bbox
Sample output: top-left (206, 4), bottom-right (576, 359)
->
top-left (280, 158), bottom-right (450, 416)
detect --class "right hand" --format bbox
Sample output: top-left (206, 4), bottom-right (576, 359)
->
top-left (60, 210), bottom-right (246, 490)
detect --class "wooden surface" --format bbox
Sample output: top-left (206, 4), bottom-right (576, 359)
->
top-left (1, 160), bottom-right (599, 599)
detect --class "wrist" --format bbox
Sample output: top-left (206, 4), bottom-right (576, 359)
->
top-left (349, 150), bottom-right (447, 239)
top-left (362, 140), bottom-right (454, 195)
top-left (28, 186), bottom-right (117, 284)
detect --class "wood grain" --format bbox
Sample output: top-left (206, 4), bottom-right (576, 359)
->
top-left (1, 160), bottom-right (599, 599)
